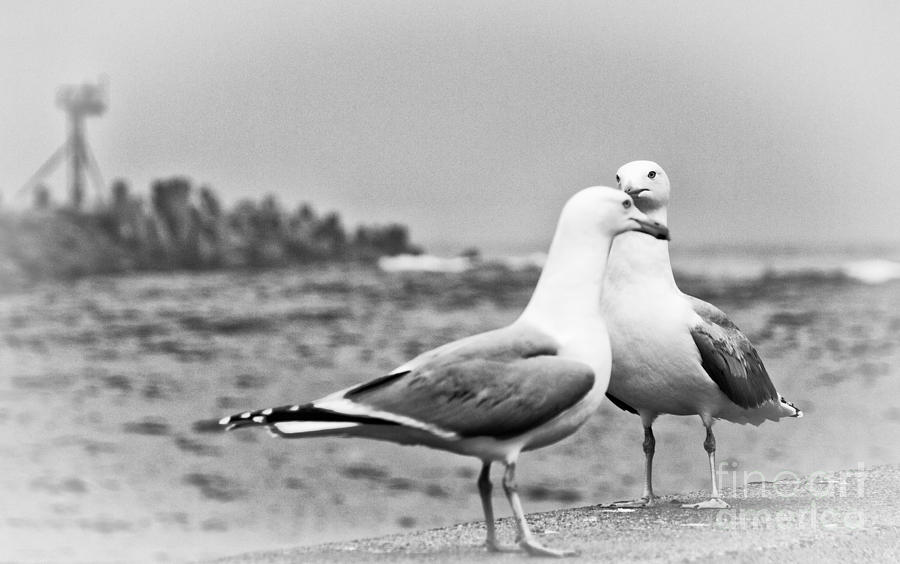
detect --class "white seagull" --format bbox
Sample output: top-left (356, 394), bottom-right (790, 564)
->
top-left (220, 187), bottom-right (668, 556)
top-left (601, 161), bottom-right (802, 510)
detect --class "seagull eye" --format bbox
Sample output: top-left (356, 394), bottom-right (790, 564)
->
top-left (615, 175), bottom-right (620, 183)
top-left (622, 199), bottom-right (632, 209)
top-left (647, 171), bottom-right (657, 179)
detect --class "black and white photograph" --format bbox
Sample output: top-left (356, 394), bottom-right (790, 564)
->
top-left (1, 1), bottom-right (898, 562)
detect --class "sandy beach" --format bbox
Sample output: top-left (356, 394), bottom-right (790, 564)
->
top-left (206, 464), bottom-right (899, 563)
top-left (1, 263), bottom-right (899, 563)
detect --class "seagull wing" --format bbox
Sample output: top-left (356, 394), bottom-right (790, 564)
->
top-left (604, 392), bottom-right (638, 414)
top-left (687, 295), bottom-right (779, 410)
top-left (224, 323), bottom-right (595, 441)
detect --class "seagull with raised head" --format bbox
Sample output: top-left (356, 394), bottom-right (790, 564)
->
top-left (220, 186), bottom-right (669, 557)
top-left (600, 161), bottom-right (801, 510)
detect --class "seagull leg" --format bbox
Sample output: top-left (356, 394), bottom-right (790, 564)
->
top-left (682, 423), bottom-right (730, 509)
top-left (502, 461), bottom-right (577, 557)
top-left (607, 425), bottom-right (660, 508)
top-left (478, 461), bottom-right (516, 552)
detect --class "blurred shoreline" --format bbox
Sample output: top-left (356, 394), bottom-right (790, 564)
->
top-left (1, 176), bottom-right (421, 289)
top-left (4, 175), bottom-right (899, 292)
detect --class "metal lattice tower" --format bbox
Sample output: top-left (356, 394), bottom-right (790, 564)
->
top-left (20, 78), bottom-right (108, 210)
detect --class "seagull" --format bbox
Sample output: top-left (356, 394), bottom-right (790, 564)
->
top-left (220, 186), bottom-right (669, 557)
top-left (600, 161), bottom-right (801, 510)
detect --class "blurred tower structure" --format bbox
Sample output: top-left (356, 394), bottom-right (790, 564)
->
top-left (20, 78), bottom-right (108, 210)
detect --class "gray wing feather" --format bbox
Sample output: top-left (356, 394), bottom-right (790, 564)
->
top-left (343, 325), bottom-right (595, 439)
top-left (687, 296), bottom-right (778, 409)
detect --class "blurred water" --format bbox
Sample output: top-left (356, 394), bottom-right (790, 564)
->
top-left (670, 244), bottom-right (900, 284)
top-left (1, 260), bottom-right (898, 562)
top-left (390, 245), bottom-right (900, 284)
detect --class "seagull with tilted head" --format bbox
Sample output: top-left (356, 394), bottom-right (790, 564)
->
top-left (220, 186), bottom-right (668, 557)
top-left (600, 161), bottom-right (801, 510)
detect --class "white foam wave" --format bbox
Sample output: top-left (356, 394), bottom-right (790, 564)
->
top-left (379, 250), bottom-right (900, 285)
top-left (378, 254), bottom-right (472, 273)
top-left (839, 259), bottom-right (900, 284)
top-left (671, 252), bottom-right (900, 285)
top-left (493, 252), bottom-right (547, 271)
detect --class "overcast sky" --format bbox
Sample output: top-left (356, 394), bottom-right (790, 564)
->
top-left (2, 1), bottom-right (898, 254)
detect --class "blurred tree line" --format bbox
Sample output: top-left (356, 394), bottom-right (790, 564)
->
top-left (0, 177), bottom-right (421, 282)
top-left (102, 177), bottom-right (421, 269)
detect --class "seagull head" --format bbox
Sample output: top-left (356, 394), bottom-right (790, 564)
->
top-left (615, 160), bottom-right (670, 214)
top-left (559, 186), bottom-right (670, 241)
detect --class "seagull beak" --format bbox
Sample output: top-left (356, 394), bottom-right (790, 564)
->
top-left (629, 210), bottom-right (670, 240)
top-left (625, 187), bottom-right (649, 198)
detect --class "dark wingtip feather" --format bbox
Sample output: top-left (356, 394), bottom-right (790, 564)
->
top-left (605, 392), bottom-right (639, 415)
top-left (219, 403), bottom-right (402, 433)
top-left (219, 406), bottom-right (287, 431)
top-left (781, 396), bottom-right (803, 418)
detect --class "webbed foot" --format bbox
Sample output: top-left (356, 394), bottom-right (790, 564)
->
top-left (681, 498), bottom-right (730, 509)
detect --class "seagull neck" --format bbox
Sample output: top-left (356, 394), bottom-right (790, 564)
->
top-left (604, 203), bottom-right (675, 288)
top-left (521, 230), bottom-right (613, 327)
top-left (607, 233), bottom-right (677, 289)
top-left (644, 207), bottom-right (667, 226)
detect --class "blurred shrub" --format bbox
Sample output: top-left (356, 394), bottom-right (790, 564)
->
top-left (1, 176), bottom-right (422, 284)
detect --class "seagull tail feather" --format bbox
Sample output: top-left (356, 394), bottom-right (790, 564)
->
top-left (219, 403), bottom-right (401, 435)
top-left (779, 396), bottom-right (803, 418)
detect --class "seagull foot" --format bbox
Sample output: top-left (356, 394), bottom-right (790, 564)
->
top-left (605, 495), bottom-right (660, 508)
top-left (682, 498), bottom-right (730, 509)
top-left (519, 539), bottom-right (578, 558)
